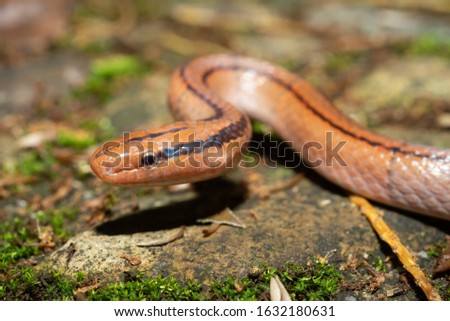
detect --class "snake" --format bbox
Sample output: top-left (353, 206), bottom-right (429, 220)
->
top-left (90, 55), bottom-right (450, 220)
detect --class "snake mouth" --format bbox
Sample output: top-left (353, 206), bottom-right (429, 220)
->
top-left (89, 148), bottom-right (106, 181)
top-left (89, 146), bottom-right (124, 182)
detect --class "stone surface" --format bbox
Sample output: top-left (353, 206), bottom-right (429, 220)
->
top-left (338, 57), bottom-right (450, 130)
top-left (305, 3), bottom-right (450, 41)
top-left (44, 169), bottom-right (450, 284)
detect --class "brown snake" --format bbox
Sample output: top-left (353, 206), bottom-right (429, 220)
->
top-left (90, 55), bottom-right (450, 220)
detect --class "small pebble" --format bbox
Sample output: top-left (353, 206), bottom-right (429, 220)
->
top-left (318, 199), bottom-right (331, 207)
top-left (417, 251), bottom-right (428, 259)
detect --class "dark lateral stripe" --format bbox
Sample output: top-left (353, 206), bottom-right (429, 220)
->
top-left (179, 66), bottom-right (223, 120)
top-left (200, 65), bottom-right (448, 161)
top-left (126, 127), bottom-right (188, 143)
top-left (162, 115), bottom-right (246, 159)
top-left (94, 127), bottom-right (189, 159)
top-left (141, 115), bottom-right (248, 166)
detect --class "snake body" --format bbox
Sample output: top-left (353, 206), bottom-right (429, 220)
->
top-left (90, 55), bottom-right (450, 220)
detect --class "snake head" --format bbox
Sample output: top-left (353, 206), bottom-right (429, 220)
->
top-left (89, 121), bottom-right (246, 186)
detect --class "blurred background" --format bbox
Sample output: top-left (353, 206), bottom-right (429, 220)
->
top-left (2, 0), bottom-right (450, 128)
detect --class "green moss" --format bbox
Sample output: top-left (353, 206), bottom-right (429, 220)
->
top-left (0, 268), bottom-right (78, 300)
top-left (88, 262), bottom-right (339, 301)
top-left (426, 244), bottom-right (444, 258)
top-left (252, 120), bottom-right (271, 135)
top-left (5, 131), bottom-right (99, 181)
top-left (0, 208), bottom-right (77, 272)
top-left (325, 52), bottom-right (363, 73)
top-left (76, 55), bottom-right (149, 101)
top-left (0, 260), bottom-right (343, 300)
top-left (79, 117), bottom-right (116, 143)
top-left (252, 121), bottom-right (282, 141)
top-left (0, 262), bottom-right (342, 301)
top-left (15, 149), bottom-right (56, 178)
top-left (373, 257), bottom-right (386, 272)
top-left (278, 59), bottom-right (302, 72)
top-left (209, 276), bottom-right (264, 300)
top-left (87, 261), bottom-right (341, 301)
top-left (426, 247), bottom-right (440, 258)
top-left (55, 131), bottom-right (97, 151)
top-left (92, 55), bottom-right (146, 79)
top-left (35, 207), bottom-right (78, 239)
top-left (0, 212), bottom-right (82, 298)
top-left (89, 275), bottom-right (203, 301)
top-left (0, 267), bottom-right (38, 299)
top-left (43, 271), bottom-right (79, 300)
top-left (0, 218), bottom-right (39, 270)
top-left (282, 261), bottom-right (342, 300)
top-left (393, 35), bottom-right (450, 59)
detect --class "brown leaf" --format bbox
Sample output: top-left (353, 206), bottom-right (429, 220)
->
top-left (17, 130), bottom-right (56, 149)
top-left (73, 282), bottom-right (101, 296)
top-left (234, 283), bottom-right (244, 293)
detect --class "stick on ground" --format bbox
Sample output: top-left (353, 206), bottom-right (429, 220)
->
top-left (350, 195), bottom-right (441, 301)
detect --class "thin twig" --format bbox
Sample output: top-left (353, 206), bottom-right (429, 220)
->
top-left (350, 195), bottom-right (441, 301)
top-left (136, 226), bottom-right (185, 247)
top-left (202, 223), bottom-right (221, 237)
top-left (73, 282), bottom-right (101, 296)
top-left (197, 208), bottom-right (246, 228)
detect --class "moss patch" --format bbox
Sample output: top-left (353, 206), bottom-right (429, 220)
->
top-left (76, 55), bottom-right (149, 101)
top-left (325, 51), bottom-right (364, 73)
top-left (393, 35), bottom-right (450, 59)
top-left (0, 218), bottom-right (39, 270)
top-left (5, 149), bottom-right (57, 179)
top-left (0, 260), bottom-right (342, 300)
top-left (0, 208), bottom-right (77, 272)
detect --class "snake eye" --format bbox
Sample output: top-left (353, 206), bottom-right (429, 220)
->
top-left (142, 154), bottom-right (157, 167)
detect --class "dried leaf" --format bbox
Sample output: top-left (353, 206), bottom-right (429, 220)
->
top-left (120, 253), bottom-right (141, 266)
top-left (234, 283), bottom-right (244, 293)
top-left (270, 275), bottom-right (291, 301)
top-left (17, 130), bottom-right (56, 149)
top-left (73, 282), bottom-right (101, 296)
